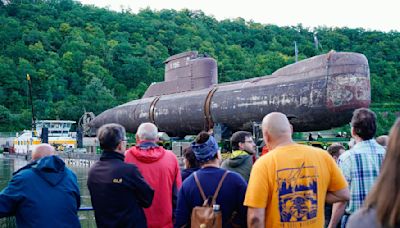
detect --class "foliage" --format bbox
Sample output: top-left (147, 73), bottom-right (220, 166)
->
top-left (372, 104), bottom-right (400, 136)
top-left (0, 0), bottom-right (399, 133)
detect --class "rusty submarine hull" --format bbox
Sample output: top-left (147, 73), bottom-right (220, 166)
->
top-left (89, 51), bottom-right (370, 137)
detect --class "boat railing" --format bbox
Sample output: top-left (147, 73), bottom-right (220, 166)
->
top-left (0, 132), bottom-right (17, 138)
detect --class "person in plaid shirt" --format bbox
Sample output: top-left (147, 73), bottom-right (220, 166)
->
top-left (328, 108), bottom-right (386, 228)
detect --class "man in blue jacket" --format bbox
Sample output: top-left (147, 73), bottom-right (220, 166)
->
top-left (88, 123), bottom-right (154, 228)
top-left (0, 144), bottom-right (81, 227)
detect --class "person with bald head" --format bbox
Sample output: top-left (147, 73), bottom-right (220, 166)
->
top-left (31, 143), bottom-right (55, 161)
top-left (0, 143), bottom-right (80, 227)
top-left (244, 112), bottom-right (350, 228)
top-left (125, 122), bottom-right (181, 228)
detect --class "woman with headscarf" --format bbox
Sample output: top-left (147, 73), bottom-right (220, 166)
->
top-left (174, 131), bottom-right (248, 228)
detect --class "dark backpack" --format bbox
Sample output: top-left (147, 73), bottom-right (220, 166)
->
top-left (190, 171), bottom-right (229, 228)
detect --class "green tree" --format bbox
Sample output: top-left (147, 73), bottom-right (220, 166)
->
top-left (82, 55), bottom-right (112, 84)
top-left (81, 77), bottom-right (117, 115)
top-left (0, 105), bottom-right (11, 126)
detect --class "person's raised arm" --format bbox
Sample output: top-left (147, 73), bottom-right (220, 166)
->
top-left (125, 165), bottom-right (154, 208)
top-left (328, 201), bottom-right (346, 228)
top-left (326, 187), bottom-right (350, 204)
top-left (0, 174), bottom-right (24, 217)
top-left (172, 158), bottom-right (182, 212)
top-left (326, 153), bottom-right (350, 228)
top-left (326, 187), bottom-right (349, 228)
top-left (247, 207), bottom-right (265, 228)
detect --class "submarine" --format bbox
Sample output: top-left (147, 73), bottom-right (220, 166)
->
top-left (89, 50), bottom-right (370, 137)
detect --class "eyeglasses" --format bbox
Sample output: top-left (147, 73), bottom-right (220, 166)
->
top-left (244, 140), bottom-right (255, 143)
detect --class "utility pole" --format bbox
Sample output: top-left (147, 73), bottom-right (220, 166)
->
top-left (294, 41), bottom-right (298, 62)
top-left (314, 32), bottom-right (319, 52)
top-left (26, 74), bottom-right (36, 132)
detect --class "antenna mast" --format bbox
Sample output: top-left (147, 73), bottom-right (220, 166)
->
top-left (26, 74), bottom-right (36, 131)
top-left (313, 32), bottom-right (319, 52)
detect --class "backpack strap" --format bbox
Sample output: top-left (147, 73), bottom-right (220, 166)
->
top-left (193, 172), bottom-right (207, 201)
top-left (194, 170), bottom-right (229, 205)
top-left (212, 170), bottom-right (229, 204)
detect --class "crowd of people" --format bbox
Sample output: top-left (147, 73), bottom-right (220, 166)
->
top-left (0, 107), bottom-right (398, 228)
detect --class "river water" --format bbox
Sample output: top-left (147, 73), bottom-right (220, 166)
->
top-left (0, 155), bottom-right (95, 227)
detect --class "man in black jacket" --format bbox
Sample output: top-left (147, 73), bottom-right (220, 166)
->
top-left (88, 123), bottom-right (154, 228)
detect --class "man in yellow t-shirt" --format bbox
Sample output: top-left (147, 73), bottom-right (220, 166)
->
top-left (244, 112), bottom-right (350, 228)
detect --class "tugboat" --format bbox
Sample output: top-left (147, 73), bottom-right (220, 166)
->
top-left (10, 75), bottom-right (77, 155)
top-left (12, 120), bottom-right (77, 154)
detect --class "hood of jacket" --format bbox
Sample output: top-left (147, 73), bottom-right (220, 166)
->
top-left (30, 155), bottom-right (67, 186)
top-left (225, 154), bottom-right (251, 168)
top-left (130, 141), bottom-right (166, 163)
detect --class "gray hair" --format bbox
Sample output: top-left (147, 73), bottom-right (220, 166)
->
top-left (137, 123), bottom-right (158, 141)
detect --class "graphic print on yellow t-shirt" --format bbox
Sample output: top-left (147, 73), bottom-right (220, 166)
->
top-left (277, 162), bottom-right (318, 223)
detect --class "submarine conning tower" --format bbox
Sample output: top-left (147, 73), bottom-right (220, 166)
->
top-left (142, 51), bottom-right (218, 98)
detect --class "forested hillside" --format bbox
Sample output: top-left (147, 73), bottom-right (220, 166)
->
top-left (0, 0), bottom-right (399, 132)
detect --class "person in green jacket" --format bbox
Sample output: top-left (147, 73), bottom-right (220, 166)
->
top-left (221, 131), bottom-right (256, 182)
